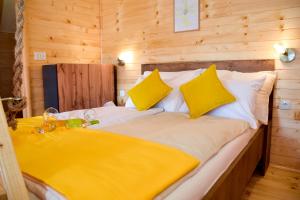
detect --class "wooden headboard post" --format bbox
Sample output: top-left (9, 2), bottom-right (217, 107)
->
top-left (142, 59), bottom-right (275, 176)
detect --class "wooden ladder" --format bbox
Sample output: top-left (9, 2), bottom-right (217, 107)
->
top-left (0, 98), bottom-right (29, 199)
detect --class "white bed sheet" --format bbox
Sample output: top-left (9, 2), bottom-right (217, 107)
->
top-left (54, 106), bottom-right (163, 128)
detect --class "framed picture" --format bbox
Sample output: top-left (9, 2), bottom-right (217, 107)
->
top-left (174, 0), bottom-right (200, 32)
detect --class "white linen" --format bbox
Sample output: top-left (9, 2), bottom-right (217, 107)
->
top-left (254, 72), bottom-right (276, 124)
top-left (208, 76), bottom-right (266, 129)
top-left (216, 70), bottom-right (276, 124)
top-left (102, 113), bottom-right (249, 163)
top-left (125, 69), bottom-right (202, 112)
top-left (54, 106), bottom-right (163, 128)
top-left (162, 126), bottom-right (259, 200)
top-left (155, 71), bottom-right (201, 112)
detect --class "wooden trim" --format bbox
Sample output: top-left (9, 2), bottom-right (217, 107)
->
top-left (141, 59), bottom-right (275, 199)
top-left (203, 127), bottom-right (264, 199)
top-left (22, 15), bottom-right (32, 117)
top-left (257, 91), bottom-right (273, 176)
top-left (22, 0), bottom-right (33, 117)
top-left (0, 0), bottom-right (3, 24)
top-left (142, 59), bottom-right (275, 73)
top-left (270, 164), bottom-right (300, 174)
top-left (0, 100), bottom-right (29, 199)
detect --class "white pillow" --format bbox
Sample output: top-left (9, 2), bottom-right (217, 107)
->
top-left (217, 70), bottom-right (276, 124)
top-left (208, 76), bottom-right (266, 129)
top-left (255, 72), bottom-right (276, 124)
top-left (125, 69), bottom-right (203, 111)
top-left (155, 71), bottom-right (201, 112)
top-left (125, 76), bottom-right (143, 108)
top-left (143, 70), bottom-right (193, 80)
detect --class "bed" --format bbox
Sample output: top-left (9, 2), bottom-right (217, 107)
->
top-left (141, 59), bottom-right (274, 199)
top-left (12, 59), bottom-right (274, 200)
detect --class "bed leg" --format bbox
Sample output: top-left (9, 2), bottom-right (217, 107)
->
top-left (257, 124), bottom-right (272, 176)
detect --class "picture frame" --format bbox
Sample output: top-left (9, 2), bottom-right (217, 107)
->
top-left (174, 0), bottom-right (200, 32)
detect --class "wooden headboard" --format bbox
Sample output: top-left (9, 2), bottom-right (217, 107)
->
top-left (142, 60), bottom-right (274, 73)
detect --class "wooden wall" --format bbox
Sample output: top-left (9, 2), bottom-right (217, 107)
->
top-left (101, 0), bottom-right (300, 170)
top-left (0, 32), bottom-right (14, 99)
top-left (24, 0), bottom-right (101, 115)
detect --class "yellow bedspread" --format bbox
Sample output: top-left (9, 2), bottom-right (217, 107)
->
top-left (11, 117), bottom-right (199, 200)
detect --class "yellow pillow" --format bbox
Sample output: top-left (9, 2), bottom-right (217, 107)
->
top-left (180, 64), bottom-right (236, 118)
top-left (128, 69), bottom-right (172, 111)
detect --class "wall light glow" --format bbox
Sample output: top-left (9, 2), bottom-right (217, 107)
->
top-left (273, 43), bottom-right (287, 54)
top-left (118, 51), bottom-right (134, 64)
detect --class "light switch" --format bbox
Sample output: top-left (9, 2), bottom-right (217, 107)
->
top-left (119, 90), bottom-right (126, 97)
top-left (279, 99), bottom-right (292, 110)
top-left (34, 52), bottom-right (47, 61)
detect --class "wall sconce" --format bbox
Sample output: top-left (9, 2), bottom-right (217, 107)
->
top-left (273, 43), bottom-right (296, 63)
top-left (117, 58), bottom-right (125, 66)
top-left (117, 51), bottom-right (134, 66)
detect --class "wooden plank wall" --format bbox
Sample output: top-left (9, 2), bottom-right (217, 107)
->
top-left (0, 32), bottom-right (14, 99)
top-left (24, 0), bottom-right (101, 115)
top-left (101, 0), bottom-right (300, 170)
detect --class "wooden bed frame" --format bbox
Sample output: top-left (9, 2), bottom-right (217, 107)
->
top-left (142, 59), bottom-right (275, 200)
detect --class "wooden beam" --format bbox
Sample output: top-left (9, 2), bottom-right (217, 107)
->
top-left (0, 99), bottom-right (29, 200)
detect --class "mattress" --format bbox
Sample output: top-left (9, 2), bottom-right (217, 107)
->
top-left (25, 113), bottom-right (256, 200)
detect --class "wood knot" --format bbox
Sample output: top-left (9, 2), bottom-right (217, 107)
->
top-left (66, 19), bottom-right (71, 24)
top-left (279, 24), bottom-right (284, 31)
top-left (195, 39), bottom-right (204, 46)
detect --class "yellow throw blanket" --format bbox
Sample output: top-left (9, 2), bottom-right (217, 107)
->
top-left (11, 117), bottom-right (199, 200)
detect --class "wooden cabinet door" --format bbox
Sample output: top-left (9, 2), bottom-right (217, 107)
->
top-left (57, 64), bottom-right (115, 112)
top-left (57, 64), bottom-right (90, 112)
